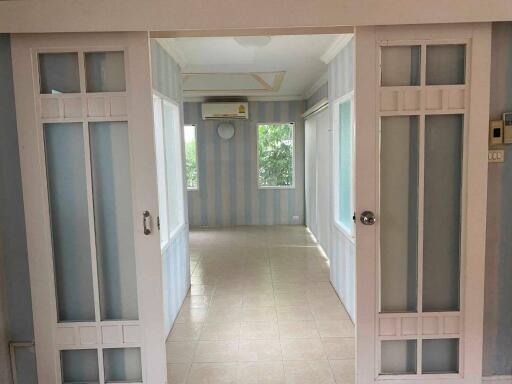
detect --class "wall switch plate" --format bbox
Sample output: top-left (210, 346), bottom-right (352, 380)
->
top-left (488, 149), bottom-right (505, 163)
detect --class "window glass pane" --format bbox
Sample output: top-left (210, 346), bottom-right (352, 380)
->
top-left (89, 121), bottom-right (138, 320)
top-left (423, 115), bottom-right (462, 312)
top-left (422, 339), bottom-right (459, 373)
top-left (44, 123), bottom-right (95, 322)
top-left (163, 100), bottom-right (185, 234)
top-left (184, 125), bottom-right (198, 190)
top-left (257, 123), bottom-right (294, 188)
top-left (61, 349), bottom-right (99, 383)
top-left (426, 45), bottom-right (466, 85)
top-left (381, 340), bottom-right (417, 374)
top-left (13, 345), bottom-right (38, 384)
top-left (39, 53), bottom-right (80, 94)
top-left (380, 116), bottom-right (418, 313)
top-left (381, 46), bottom-right (421, 86)
top-left (85, 51), bottom-right (126, 92)
top-left (153, 97), bottom-right (169, 245)
top-left (338, 99), bottom-right (353, 232)
top-left (103, 348), bottom-right (142, 383)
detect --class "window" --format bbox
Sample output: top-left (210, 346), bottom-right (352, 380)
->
top-left (257, 123), bottom-right (295, 188)
top-left (334, 93), bottom-right (354, 235)
top-left (184, 124), bottom-right (198, 190)
top-left (153, 94), bottom-right (185, 247)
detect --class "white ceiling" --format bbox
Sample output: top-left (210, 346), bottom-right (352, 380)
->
top-left (157, 34), bottom-right (345, 100)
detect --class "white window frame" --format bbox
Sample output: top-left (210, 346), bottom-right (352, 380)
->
top-left (256, 121), bottom-right (296, 190)
top-left (332, 91), bottom-right (355, 239)
top-left (152, 91), bottom-right (186, 250)
top-left (184, 124), bottom-right (199, 191)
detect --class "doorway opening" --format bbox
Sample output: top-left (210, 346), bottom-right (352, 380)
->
top-left (150, 33), bottom-right (356, 383)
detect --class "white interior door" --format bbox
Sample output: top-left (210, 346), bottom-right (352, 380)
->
top-left (305, 115), bottom-right (318, 236)
top-left (11, 32), bottom-right (166, 383)
top-left (354, 24), bottom-right (491, 383)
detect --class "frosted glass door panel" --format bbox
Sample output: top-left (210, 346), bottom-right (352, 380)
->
top-left (39, 53), bottom-right (81, 94)
top-left (337, 98), bottom-right (353, 233)
top-left (381, 340), bottom-right (417, 374)
top-left (422, 339), bottom-right (459, 373)
top-left (423, 115), bottom-right (462, 312)
top-left (163, 101), bottom-right (184, 234)
top-left (44, 123), bottom-right (95, 322)
top-left (103, 348), bottom-right (142, 383)
top-left (381, 46), bottom-right (421, 86)
top-left (61, 349), bottom-right (99, 383)
top-left (426, 45), bottom-right (466, 85)
top-left (85, 51), bottom-right (126, 93)
top-left (380, 116), bottom-right (419, 313)
top-left (89, 122), bottom-right (138, 320)
top-left (153, 97), bottom-right (169, 245)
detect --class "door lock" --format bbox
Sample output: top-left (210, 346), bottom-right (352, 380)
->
top-left (360, 211), bottom-right (376, 225)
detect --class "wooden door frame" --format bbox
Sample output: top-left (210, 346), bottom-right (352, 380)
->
top-left (11, 32), bottom-right (166, 383)
top-left (354, 23), bottom-right (491, 384)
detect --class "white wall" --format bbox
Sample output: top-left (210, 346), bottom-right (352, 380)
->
top-left (1, 1), bottom-right (512, 33)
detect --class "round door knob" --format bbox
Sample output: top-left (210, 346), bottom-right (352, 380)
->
top-left (360, 211), bottom-right (376, 225)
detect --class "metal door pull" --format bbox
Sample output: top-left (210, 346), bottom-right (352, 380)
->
top-left (143, 210), bottom-right (152, 235)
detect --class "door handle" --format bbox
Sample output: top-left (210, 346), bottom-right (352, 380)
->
top-left (360, 211), bottom-right (376, 225)
top-left (143, 210), bottom-right (152, 235)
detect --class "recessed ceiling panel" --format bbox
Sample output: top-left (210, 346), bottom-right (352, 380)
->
top-left (183, 72), bottom-right (284, 93)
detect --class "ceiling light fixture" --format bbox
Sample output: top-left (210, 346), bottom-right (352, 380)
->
top-left (234, 36), bottom-right (272, 48)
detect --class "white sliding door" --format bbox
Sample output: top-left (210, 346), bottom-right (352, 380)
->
top-left (305, 106), bottom-right (330, 252)
top-left (305, 115), bottom-right (318, 237)
top-left (354, 24), bottom-right (491, 383)
top-left (11, 33), bottom-right (166, 383)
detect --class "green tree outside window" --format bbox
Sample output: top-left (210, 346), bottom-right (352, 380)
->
top-left (257, 123), bottom-right (294, 187)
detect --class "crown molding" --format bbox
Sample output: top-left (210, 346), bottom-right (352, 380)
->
top-left (320, 34), bottom-right (353, 64)
top-left (183, 95), bottom-right (305, 103)
top-left (155, 38), bottom-right (188, 68)
top-left (303, 71), bottom-right (328, 100)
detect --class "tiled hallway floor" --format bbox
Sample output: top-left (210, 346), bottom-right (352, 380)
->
top-left (166, 226), bottom-right (355, 384)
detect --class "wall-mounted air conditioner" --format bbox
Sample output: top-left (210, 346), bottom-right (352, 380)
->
top-left (201, 102), bottom-right (249, 120)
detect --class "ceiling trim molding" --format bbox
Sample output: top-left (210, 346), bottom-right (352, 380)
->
top-left (183, 95), bottom-right (305, 103)
top-left (302, 97), bottom-right (328, 119)
top-left (182, 71), bottom-right (286, 93)
top-left (303, 71), bottom-right (328, 100)
top-left (155, 38), bottom-right (188, 68)
top-left (320, 34), bottom-right (353, 64)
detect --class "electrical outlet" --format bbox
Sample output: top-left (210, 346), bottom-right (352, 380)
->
top-left (292, 215), bottom-right (300, 224)
top-left (488, 149), bottom-right (505, 163)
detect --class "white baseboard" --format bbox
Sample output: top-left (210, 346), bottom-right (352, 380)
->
top-left (482, 376), bottom-right (512, 383)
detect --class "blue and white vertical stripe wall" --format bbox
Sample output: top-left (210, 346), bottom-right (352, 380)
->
top-left (151, 40), bottom-right (190, 336)
top-left (327, 35), bottom-right (356, 321)
top-left (185, 100), bottom-right (306, 227)
top-left (161, 225), bottom-right (189, 335)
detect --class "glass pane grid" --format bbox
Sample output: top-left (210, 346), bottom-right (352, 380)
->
top-left (381, 45), bottom-right (421, 87)
top-left (380, 42), bottom-right (467, 87)
top-left (85, 51), bottom-right (126, 93)
top-left (378, 113), bottom-right (464, 375)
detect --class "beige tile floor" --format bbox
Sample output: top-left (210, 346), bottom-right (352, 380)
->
top-left (167, 226), bottom-right (355, 384)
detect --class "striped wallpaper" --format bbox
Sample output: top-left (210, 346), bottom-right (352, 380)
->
top-left (483, 22), bottom-right (512, 376)
top-left (306, 82), bottom-right (328, 110)
top-left (185, 100), bottom-right (305, 227)
top-left (162, 225), bottom-right (189, 335)
top-left (327, 36), bottom-right (356, 321)
top-left (151, 40), bottom-right (190, 337)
